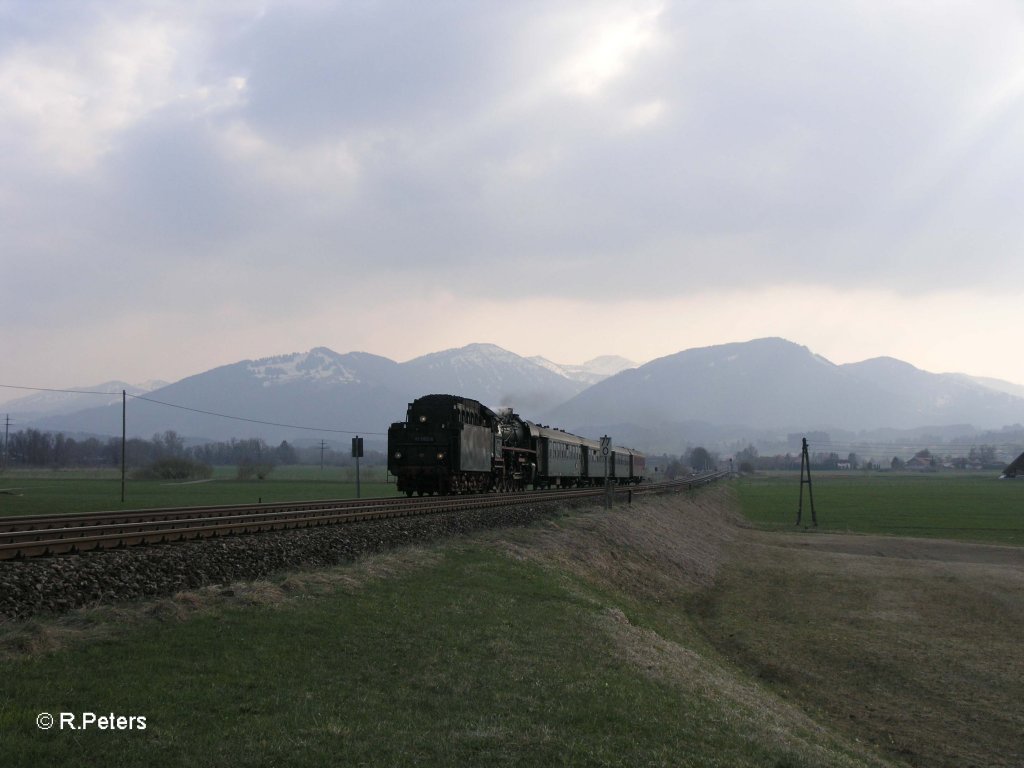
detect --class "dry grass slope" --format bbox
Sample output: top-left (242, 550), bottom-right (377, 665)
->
top-left (694, 496), bottom-right (1024, 768)
top-left (490, 489), bottom-right (896, 767)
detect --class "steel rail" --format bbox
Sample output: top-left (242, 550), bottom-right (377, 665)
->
top-left (0, 472), bottom-right (726, 560)
top-left (0, 488), bottom-right (595, 559)
top-left (0, 496), bottom-right (407, 533)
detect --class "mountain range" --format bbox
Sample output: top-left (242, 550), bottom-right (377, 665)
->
top-left (12, 344), bottom-right (634, 447)
top-left (9, 338), bottom-right (1024, 454)
top-left (0, 380), bottom-right (169, 421)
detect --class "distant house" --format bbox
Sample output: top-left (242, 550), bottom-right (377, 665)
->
top-left (906, 455), bottom-right (935, 471)
top-left (1001, 451), bottom-right (1024, 479)
top-left (836, 461), bottom-right (851, 470)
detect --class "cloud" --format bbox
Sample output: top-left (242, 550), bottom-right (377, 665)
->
top-left (552, 1), bottom-right (666, 97)
top-left (3, 0), bottom-right (1024, 388)
top-left (0, 3), bottom-right (253, 173)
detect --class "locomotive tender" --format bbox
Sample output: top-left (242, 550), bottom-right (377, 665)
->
top-left (387, 394), bottom-right (646, 496)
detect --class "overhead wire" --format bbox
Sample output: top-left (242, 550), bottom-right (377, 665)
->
top-left (128, 394), bottom-right (385, 435)
top-left (1, 383), bottom-right (122, 396)
top-left (0, 383), bottom-right (385, 436)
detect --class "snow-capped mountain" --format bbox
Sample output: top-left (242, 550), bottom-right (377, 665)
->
top-left (527, 355), bottom-right (637, 386)
top-left (20, 339), bottom-right (1024, 452)
top-left (29, 351), bottom-right (404, 443)
top-left (27, 344), bottom-right (583, 442)
top-left (402, 343), bottom-right (584, 413)
top-left (245, 347), bottom-right (400, 389)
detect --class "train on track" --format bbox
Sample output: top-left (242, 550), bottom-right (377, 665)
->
top-left (387, 394), bottom-right (645, 496)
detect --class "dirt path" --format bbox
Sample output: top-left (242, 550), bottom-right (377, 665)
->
top-left (763, 528), bottom-right (1024, 566)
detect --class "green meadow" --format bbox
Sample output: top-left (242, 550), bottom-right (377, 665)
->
top-left (3, 482), bottom-right (1022, 767)
top-left (734, 471), bottom-right (1024, 545)
top-left (0, 466), bottom-right (400, 517)
top-left (2, 492), bottom-right (898, 768)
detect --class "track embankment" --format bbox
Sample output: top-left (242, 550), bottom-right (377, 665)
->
top-left (484, 487), bottom-right (894, 767)
top-left (486, 485), bottom-right (1024, 768)
top-left (0, 497), bottom-right (572, 619)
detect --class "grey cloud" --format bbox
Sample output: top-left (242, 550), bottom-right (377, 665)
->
top-left (4, 0), bottom-right (1024, 333)
top-left (224, 2), bottom-right (533, 142)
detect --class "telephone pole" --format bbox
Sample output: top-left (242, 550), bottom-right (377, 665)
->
top-left (2, 414), bottom-right (10, 472)
top-left (121, 390), bottom-right (126, 504)
top-left (796, 437), bottom-right (817, 527)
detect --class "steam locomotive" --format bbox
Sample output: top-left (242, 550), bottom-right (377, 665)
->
top-left (387, 394), bottom-right (645, 496)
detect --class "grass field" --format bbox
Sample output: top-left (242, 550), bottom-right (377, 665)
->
top-left (2, 479), bottom-right (1021, 767)
top-left (1, 491), bottom-right (893, 768)
top-left (735, 471), bottom-right (1024, 545)
top-left (0, 465), bottom-right (400, 517)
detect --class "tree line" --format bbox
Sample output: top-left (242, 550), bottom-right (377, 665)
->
top-left (0, 429), bottom-right (383, 471)
top-left (646, 447), bottom-right (719, 479)
top-left (729, 443), bottom-right (1008, 473)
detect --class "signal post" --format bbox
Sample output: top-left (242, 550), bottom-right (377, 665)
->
top-left (352, 436), bottom-right (363, 498)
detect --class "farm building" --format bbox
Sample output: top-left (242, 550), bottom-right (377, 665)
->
top-left (906, 455), bottom-right (936, 470)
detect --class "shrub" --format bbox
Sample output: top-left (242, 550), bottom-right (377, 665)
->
top-left (133, 458), bottom-right (214, 481)
top-left (237, 460), bottom-right (274, 480)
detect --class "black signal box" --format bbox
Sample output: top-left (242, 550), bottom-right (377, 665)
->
top-left (351, 437), bottom-right (364, 458)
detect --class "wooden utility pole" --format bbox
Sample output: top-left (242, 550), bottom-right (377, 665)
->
top-left (121, 390), bottom-right (126, 504)
top-left (796, 437), bottom-right (817, 526)
top-left (2, 414), bottom-right (9, 472)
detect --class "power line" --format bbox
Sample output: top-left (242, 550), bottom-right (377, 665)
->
top-left (810, 440), bottom-right (1022, 452)
top-left (128, 394), bottom-right (386, 436)
top-left (0, 383), bottom-right (385, 436)
top-left (0, 383), bottom-right (122, 396)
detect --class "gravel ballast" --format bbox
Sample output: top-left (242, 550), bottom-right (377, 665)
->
top-left (0, 499), bottom-right (580, 620)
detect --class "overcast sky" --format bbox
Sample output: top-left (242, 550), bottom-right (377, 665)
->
top-left (3, 0), bottom-right (1024, 401)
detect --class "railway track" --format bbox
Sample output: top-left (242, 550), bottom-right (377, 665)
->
top-left (0, 472), bottom-right (726, 560)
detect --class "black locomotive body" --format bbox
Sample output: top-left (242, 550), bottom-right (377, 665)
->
top-left (388, 393), bottom-right (645, 496)
top-left (387, 394), bottom-right (501, 496)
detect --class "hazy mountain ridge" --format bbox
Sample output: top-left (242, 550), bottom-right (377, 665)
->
top-left (545, 338), bottom-right (1024, 446)
top-left (0, 380), bottom-right (168, 420)
top-left (17, 339), bottom-right (1024, 453)
top-left (836, 357), bottom-right (1023, 425)
top-left (946, 373), bottom-right (1024, 400)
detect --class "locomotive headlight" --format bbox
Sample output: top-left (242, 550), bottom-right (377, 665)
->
top-left (437, 451), bottom-right (446, 460)
top-left (394, 451), bottom-right (402, 459)
top-left (419, 415), bottom-right (427, 423)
